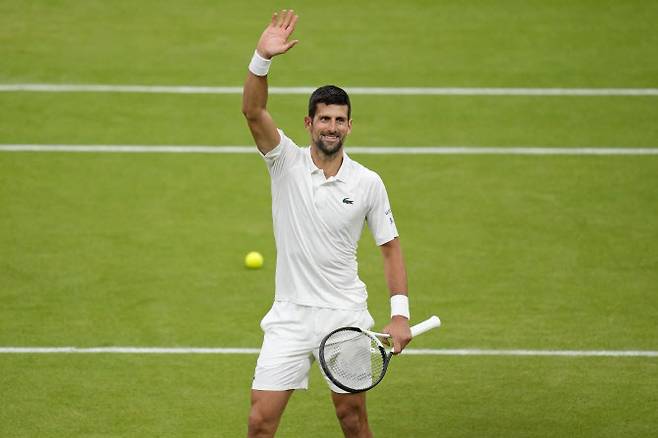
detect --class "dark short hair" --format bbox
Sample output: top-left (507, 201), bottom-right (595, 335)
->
top-left (308, 85), bottom-right (351, 119)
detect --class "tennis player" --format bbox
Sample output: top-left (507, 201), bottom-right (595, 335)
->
top-left (242, 10), bottom-right (412, 438)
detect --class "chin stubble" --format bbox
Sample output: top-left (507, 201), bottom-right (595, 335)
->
top-left (315, 137), bottom-right (344, 156)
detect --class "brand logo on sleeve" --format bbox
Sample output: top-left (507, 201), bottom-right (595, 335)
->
top-left (342, 197), bottom-right (354, 204)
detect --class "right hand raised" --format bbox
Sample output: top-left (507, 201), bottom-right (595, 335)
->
top-left (256, 9), bottom-right (299, 59)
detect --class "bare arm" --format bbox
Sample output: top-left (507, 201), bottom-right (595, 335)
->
top-left (242, 10), bottom-right (299, 154)
top-left (380, 237), bottom-right (413, 354)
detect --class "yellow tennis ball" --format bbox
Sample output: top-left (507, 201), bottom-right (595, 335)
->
top-left (244, 251), bottom-right (264, 269)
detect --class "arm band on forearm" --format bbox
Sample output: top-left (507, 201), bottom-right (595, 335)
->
top-left (248, 50), bottom-right (272, 76)
top-left (390, 294), bottom-right (410, 319)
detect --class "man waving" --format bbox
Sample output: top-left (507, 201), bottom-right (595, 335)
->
top-left (242, 10), bottom-right (412, 438)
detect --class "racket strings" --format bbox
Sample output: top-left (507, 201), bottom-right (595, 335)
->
top-left (322, 329), bottom-right (386, 391)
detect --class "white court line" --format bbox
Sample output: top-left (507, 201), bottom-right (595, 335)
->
top-left (403, 349), bottom-right (658, 357)
top-left (1, 347), bottom-right (656, 357)
top-left (1, 144), bottom-right (657, 156)
top-left (0, 347), bottom-right (261, 354)
top-left (1, 83), bottom-right (658, 96)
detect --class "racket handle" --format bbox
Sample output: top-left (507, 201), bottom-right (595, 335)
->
top-left (410, 315), bottom-right (441, 337)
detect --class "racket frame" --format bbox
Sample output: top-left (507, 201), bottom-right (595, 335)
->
top-left (319, 326), bottom-right (393, 393)
top-left (318, 315), bottom-right (441, 393)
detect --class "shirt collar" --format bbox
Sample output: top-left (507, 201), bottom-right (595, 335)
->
top-left (334, 152), bottom-right (352, 182)
top-left (305, 147), bottom-right (353, 183)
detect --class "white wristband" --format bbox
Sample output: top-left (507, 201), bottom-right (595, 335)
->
top-left (390, 294), bottom-right (410, 319)
top-left (248, 50), bottom-right (271, 76)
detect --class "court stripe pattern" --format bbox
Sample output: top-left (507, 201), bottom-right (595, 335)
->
top-left (1, 83), bottom-right (658, 96)
top-left (0, 347), bottom-right (656, 357)
top-left (2, 144), bottom-right (657, 156)
top-left (3, 85), bottom-right (656, 361)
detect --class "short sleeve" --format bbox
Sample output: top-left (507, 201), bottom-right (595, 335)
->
top-left (261, 129), bottom-right (299, 179)
top-left (366, 174), bottom-right (399, 245)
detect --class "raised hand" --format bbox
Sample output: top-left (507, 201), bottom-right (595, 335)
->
top-left (256, 9), bottom-right (299, 59)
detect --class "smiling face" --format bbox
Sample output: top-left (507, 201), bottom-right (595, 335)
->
top-left (304, 103), bottom-right (352, 157)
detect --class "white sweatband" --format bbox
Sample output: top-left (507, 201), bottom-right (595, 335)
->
top-left (390, 294), bottom-right (410, 319)
top-left (248, 50), bottom-right (272, 76)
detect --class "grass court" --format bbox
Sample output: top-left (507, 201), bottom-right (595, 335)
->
top-left (1, 1), bottom-right (657, 436)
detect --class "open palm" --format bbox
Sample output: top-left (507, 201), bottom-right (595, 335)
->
top-left (256, 9), bottom-right (299, 59)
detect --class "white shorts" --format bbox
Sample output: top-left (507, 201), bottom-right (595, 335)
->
top-left (252, 301), bottom-right (375, 393)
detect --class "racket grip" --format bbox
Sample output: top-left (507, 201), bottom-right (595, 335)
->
top-left (410, 315), bottom-right (441, 337)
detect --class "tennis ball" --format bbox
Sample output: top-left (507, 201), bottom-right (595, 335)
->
top-left (245, 251), bottom-right (264, 269)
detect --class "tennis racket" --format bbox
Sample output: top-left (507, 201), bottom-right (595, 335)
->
top-left (318, 315), bottom-right (441, 393)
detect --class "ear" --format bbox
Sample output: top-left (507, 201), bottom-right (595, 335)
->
top-left (304, 116), bottom-right (312, 130)
top-left (347, 118), bottom-right (353, 134)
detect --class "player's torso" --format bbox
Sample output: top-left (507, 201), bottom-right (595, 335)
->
top-left (271, 148), bottom-right (369, 249)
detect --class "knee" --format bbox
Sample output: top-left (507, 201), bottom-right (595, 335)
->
top-left (335, 403), bottom-right (367, 435)
top-left (248, 409), bottom-right (276, 437)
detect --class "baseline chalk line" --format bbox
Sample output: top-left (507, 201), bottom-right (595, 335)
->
top-left (1, 84), bottom-right (657, 96)
top-left (2, 144), bottom-right (657, 156)
top-left (1, 347), bottom-right (656, 357)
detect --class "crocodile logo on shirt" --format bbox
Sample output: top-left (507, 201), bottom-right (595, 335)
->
top-left (342, 197), bottom-right (354, 204)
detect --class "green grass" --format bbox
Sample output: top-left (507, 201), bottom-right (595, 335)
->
top-left (1, 0), bottom-right (658, 436)
top-left (2, 355), bottom-right (657, 437)
top-left (1, 93), bottom-right (658, 147)
top-left (2, 153), bottom-right (656, 350)
top-left (1, 0), bottom-right (657, 87)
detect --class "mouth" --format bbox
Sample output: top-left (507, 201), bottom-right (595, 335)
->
top-left (321, 133), bottom-right (340, 143)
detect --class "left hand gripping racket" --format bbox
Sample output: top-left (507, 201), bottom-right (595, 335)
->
top-left (319, 315), bottom-right (441, 393)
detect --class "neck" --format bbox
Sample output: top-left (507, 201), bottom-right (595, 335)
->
top-left (311, 145), bottom-right (343, 178)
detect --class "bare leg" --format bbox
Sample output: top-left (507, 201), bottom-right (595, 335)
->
top-left (247, 389), bottom-right (294, 438)
top-left (331, 392), bottom-right (373, 438)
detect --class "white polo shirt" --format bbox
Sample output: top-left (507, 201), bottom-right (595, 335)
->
top-left (261, 130), bottom-right (398, 310)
